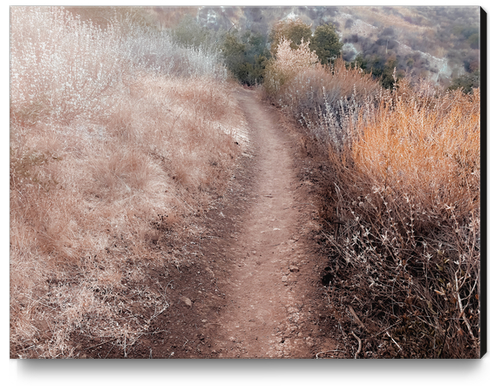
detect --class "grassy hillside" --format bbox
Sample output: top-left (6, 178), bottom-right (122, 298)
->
top-left (10, 6), bottom-right (247, 358)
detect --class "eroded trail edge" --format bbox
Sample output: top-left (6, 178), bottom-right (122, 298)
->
top-left (201, 89), bottom-right (336, 358)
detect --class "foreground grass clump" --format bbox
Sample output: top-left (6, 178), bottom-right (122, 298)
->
top-left (263, 40), bottom-right (480, 358)
top-left (10, 7), bottom-right (246, 358)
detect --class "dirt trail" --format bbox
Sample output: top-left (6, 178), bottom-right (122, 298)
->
top-left (78, 88), bottom-right (337, 359)
top-left (201, 89), bottom-right (335, 358)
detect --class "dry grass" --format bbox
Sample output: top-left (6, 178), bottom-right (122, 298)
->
top-left (263, 38), bottom-right (319, 98)
top-left (345, 6), bottom-right (433, 34)
top-left (264, 39), bottom-right (480, 358)
top-left (10, 7), bottom-right (246, 358)
top-left (351, 84), bottom-right (480, 213)
top-left (322, 82), bottom-right (480, 358)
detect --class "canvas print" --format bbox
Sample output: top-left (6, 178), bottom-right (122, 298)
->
top-left (10, 5), bottom-right (482, 359)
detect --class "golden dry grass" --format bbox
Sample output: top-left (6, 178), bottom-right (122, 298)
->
top-left (351, 84), bottom-right (480, 215)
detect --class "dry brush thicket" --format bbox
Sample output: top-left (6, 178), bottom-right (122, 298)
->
top-left (263, 41), bottom-right (480, 358)
top-left (10, 7), bottom-right (246, 358)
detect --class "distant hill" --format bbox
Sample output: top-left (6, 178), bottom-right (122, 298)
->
top-left (153, 6), bottom-right (480, 84)
top-left (66, 6), bottom-right (481, 85)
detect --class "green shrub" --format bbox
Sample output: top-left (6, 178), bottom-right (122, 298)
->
top-left (448, 70), bottom-right (480, 94)
top-left (349, 54), bottom-right (404, 89)
top-left (310, 24), bottom-right (343, 65)
top-left (221, 30), bottom-right (270, 85)
top-left (269, 19), bottom-right (313, 56)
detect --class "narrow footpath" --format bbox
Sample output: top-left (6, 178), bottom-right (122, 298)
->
top-left (200, 89), bottom-right (336, 358)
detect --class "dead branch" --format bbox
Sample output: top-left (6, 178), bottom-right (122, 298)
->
top-left (455, 272), bottom-right (476, 342)
top-left (386, 331), bottom-right (402, 353)
top-left (351, 332), bottom-right (362, 359)
top-left (348, 305), bottom-right (368, 331)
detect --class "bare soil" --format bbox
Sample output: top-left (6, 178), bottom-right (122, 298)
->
top-left (76, 88), bottom-right (338, 359)
top-left (197, 89), bottom-right (337, 358)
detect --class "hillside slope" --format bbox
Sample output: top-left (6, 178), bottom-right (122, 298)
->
top-left (154, 5), bottom-right (480, 84)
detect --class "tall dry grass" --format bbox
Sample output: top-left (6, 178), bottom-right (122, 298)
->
top-left (351, 84), bottom-right (480, 214)
top-left (324, 83), bottom-right (480, 358)
top-left (10, 7), bottom-right (246, 358)
top-left (264, 40), bottom-right (480, 358)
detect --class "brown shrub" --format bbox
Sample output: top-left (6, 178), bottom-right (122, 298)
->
top-left (268, 47), bottom-right (481, 357)
top-left (321, 84), bottom-right (480, 358)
